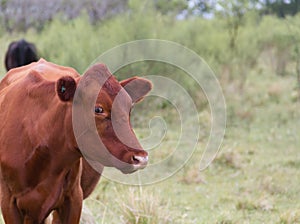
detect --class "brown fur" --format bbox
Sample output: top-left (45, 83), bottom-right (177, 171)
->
top-left (0, 59), bottom-right (152, 223)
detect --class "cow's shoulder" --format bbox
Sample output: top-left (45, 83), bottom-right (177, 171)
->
top-left (0, 59), bottom-right (80, 91)
top-left (32, 58), bottom-right (80, 81)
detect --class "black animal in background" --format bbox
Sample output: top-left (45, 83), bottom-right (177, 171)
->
top-left (5, 39), bottom-right (38, 71)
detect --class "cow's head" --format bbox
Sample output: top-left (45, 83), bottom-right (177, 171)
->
top-left (56, 64), bottom-right (152, 174)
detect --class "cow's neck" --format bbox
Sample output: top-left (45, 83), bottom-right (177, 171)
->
top-left (33, 101), bottom-right (81, 166)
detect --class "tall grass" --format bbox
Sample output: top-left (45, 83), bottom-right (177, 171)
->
top-left (114, 186), bottom-right (173, 224)
top-left (84, 183), bottom-right (176, 224)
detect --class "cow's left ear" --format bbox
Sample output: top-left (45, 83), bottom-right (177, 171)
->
top-left (120, 77), bottom-right (152, 103)
top-left (56, 76), bottom-right (77, 101)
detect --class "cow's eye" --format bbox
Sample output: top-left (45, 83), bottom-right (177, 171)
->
top-left (95, 106), bottom-right (104, 114)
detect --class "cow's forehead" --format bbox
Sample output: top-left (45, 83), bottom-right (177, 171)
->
top-left (101, 76), bottom-right (122, 96)
top-left (98, 76), bottom-right (132, 107)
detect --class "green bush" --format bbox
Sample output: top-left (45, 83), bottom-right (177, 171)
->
top-left (1, 7), bottom-right (299, 104)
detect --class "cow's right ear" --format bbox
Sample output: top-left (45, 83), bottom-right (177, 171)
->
top-left (56, 76), bottom-right (77, 101)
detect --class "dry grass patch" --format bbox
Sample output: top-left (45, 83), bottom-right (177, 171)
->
top-left (114, 186), bottom-right (174, 224)
top-left (279, 209), bottom-right (300, 224)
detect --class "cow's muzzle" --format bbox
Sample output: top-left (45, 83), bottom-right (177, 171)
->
top-left (132, 155), bottom-right (148, 168)
top-left (119, 154), bottom-right (148, 174)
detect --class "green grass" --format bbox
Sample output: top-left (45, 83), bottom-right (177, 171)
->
top-left (81, 58), bottom-right (300, 223)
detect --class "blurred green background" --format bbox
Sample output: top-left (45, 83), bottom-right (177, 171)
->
top-left (0, 0), bottom-right (300, 223)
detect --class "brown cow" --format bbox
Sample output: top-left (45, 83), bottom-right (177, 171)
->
top-left (0, 59), bottom-right (151, 223)
top-left (4, 39), bottom-right (38, 71)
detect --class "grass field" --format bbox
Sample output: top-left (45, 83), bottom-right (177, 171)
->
top-left (78, 59), bottom-right (300, 224)
top-left (0, 52), bottom-right (299, 224)
top-left (0, 54), bottom-right (299, 224)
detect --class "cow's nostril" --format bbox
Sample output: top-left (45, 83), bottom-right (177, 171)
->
top-left (132, 155), bottom-right (148, 165)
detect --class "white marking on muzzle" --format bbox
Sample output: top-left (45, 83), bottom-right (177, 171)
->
top-left (133, 155), bottom-right (148, 167)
